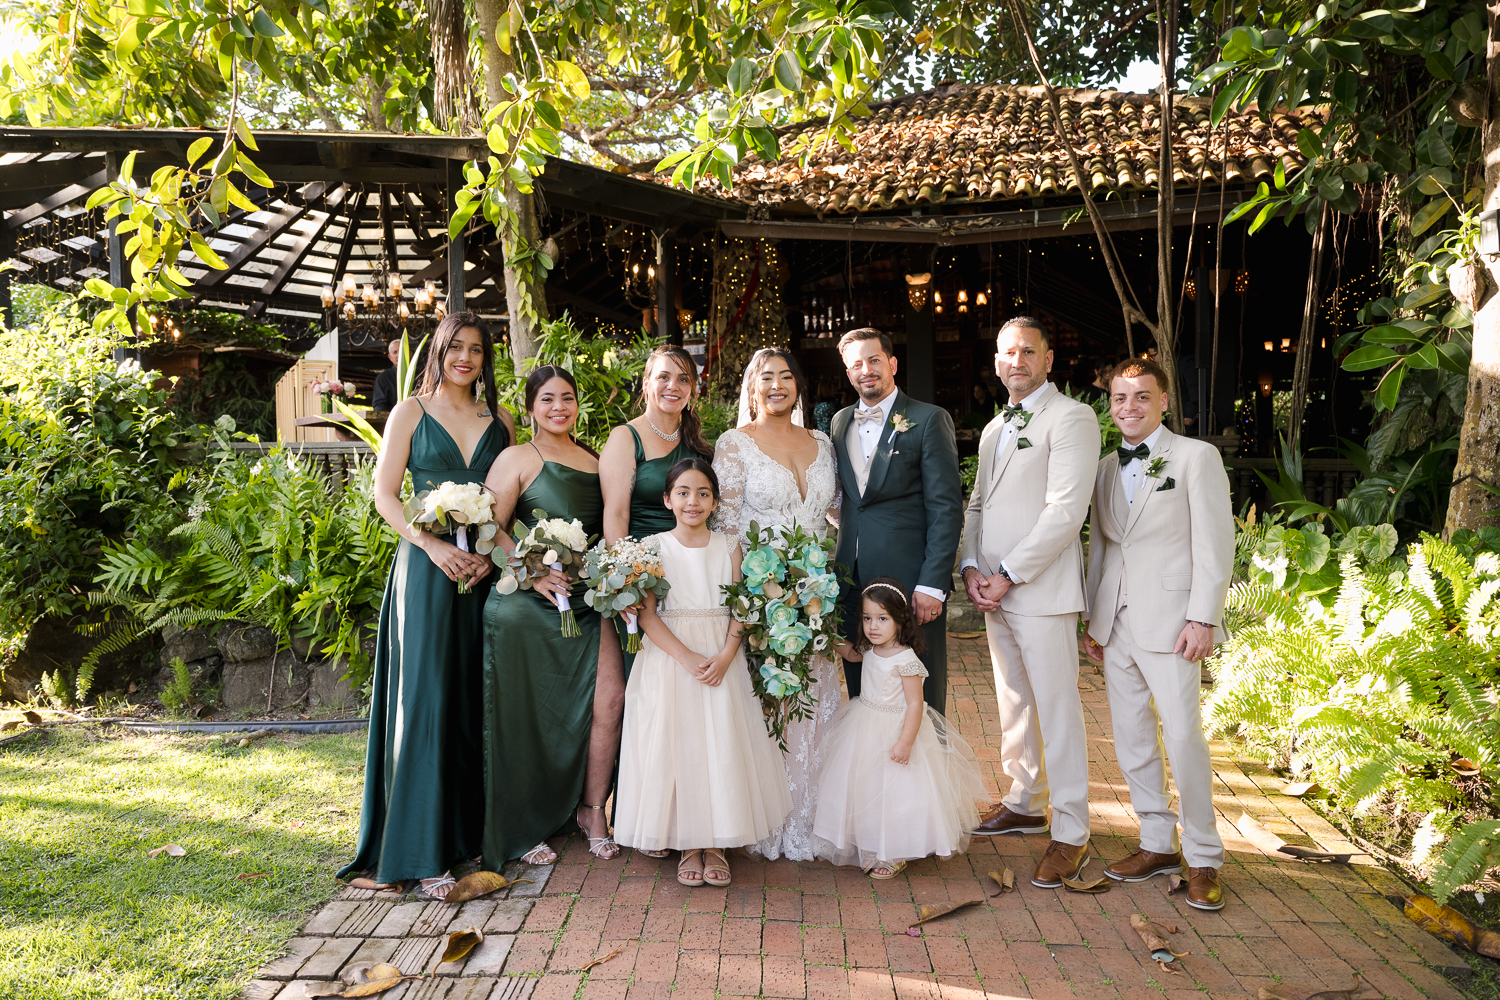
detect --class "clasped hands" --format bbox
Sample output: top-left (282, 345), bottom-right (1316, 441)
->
top-left (424, 535), bottom-right (493, 588)
top-left (962, 566), bottom-right (1010, 613)
top-left (677, 648), bottom-right (735, 687)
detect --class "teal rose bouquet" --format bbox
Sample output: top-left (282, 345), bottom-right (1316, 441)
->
top-left (721, 520), bottom-right (845, 749)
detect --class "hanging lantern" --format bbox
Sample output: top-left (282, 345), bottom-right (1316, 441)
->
top-left (905, 272), bottom-right (931, 312)
top-left (321, 285), bottom-right (335, 308)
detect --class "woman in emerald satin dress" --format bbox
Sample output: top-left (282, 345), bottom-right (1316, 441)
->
top-left (338, 311), bottom-right (516, 901)
top-left (590, 347), bottom-right (714, 843)
top-left (481, 365), bottom-right (614, 865)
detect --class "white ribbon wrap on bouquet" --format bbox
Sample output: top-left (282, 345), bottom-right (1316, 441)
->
top-left (549, 561), bottom-right (571, 614)
top-left (456, 525), bottom-right (469, 552)
top-left (622, 610), bottom-right (638, 636)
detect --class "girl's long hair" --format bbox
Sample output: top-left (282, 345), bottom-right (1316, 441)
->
top-left (525, 364), bottom-right (598, 457)
top-left (641, 345), bottom-right (713, 459)
top-left (415, 310), bottom-right (502, 431)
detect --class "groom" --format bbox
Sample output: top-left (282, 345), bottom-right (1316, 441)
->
top-left (830, 328), bottom-right (963, 711)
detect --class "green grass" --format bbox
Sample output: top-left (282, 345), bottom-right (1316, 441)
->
top-left (0, 726), bottom-right (366, 1000)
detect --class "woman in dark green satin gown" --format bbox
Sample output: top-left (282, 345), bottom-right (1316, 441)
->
top-left (339, 312), bottom-right (516, 900)
top-left (480, 366), bottom-right (611, 866)
top-left (593, 347), bottom-right (716, 829)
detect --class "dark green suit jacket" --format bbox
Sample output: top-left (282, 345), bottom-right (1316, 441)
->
top-left (830, 390), bottom-right (964, 597)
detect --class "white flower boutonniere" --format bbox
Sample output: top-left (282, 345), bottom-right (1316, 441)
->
top-left (891, 412), bottom-right (916, 435)
top-left (1144, 457), bottom-right (1167, 479)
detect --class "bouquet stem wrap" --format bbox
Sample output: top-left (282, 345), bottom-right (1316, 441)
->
top-left (551, 561), bottom-right (581, 637)
top-left (621, 610), bottom-right (641, 653)
top-left (582, 536), bottom-right (670, 653)
top-left (455, 525), bottom-right (471, 594)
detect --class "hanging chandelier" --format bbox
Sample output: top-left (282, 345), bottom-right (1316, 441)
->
top-left (322, 254), bottom-right (447, 342)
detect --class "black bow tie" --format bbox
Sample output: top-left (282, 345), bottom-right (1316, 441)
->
top-left (1117, 443), bottom-right (1150, 463)
top-left (1001, 404), bottom-right (1026, 424)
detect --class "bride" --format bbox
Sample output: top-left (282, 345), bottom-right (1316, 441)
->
top-left (711, 347), bottom-right (841, 862)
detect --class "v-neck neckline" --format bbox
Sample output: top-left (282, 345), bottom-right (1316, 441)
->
top-left (421, 409), bottom-right (496, 469)
top-left (741, 429), bottom-right (817, 504)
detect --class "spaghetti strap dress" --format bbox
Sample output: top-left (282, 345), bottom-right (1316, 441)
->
top-left (480, 459), bottom-right (605, 865)
top-left (618, 425), bottom-right (695, 673)
top-left (338, 403), bottom-right (507, 883)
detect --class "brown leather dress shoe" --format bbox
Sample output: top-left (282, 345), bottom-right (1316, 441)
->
top-left (1031, 840), bottom-right (1090, 888)
top-left (1104, 848), bottom-right (1185, 882)
top-left (1187, 866), bottom-right (1225, 910)
top-left (972, 805), bottom-right (1049, 836)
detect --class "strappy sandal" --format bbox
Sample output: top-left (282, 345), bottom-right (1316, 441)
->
top-left (677, 849), bottom-right (705, 886)
top-left (413, 872), bottom-right (457, 901)
top-left (702, 848), bottom-right (731, 887)
top-left (864, 860), bottom-right (906, 880)
top-left (638, 848), bottom-right (671, 858)
top-left (577, 804), bottom-right (620, 860)
top-left (522, 842), bottom-right (558, 865)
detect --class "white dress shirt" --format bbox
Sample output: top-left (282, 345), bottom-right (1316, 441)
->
top-left (1118, 424), bottom-right (1165, 504)
top-left (851, 388), bottom-right (944, 604)
top-left (960, 382), bottom-right (1052, 584)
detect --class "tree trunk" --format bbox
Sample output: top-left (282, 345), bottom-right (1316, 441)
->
top-left (1155, 0), bottom-right (1183, 433)
top-left (1287, 206), bottom-right (1329, 456)
top-left (473, 0), bottom-right (550, 362)
top-left (1446, 2), bottom-right (1500, 535)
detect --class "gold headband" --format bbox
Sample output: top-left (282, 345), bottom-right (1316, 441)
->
top-left (861, 582), bottom-right (907, 604)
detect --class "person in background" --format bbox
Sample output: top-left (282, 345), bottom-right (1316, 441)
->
top-left (963, 381), bottom-right (997, 430)
top-left (372, 338), bottom-right (402, 413)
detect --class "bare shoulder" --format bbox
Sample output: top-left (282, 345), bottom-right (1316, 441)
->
top-left (489, 437), bottom-right (542, 476)
top-left (384, 396), bottom-right (425, 435)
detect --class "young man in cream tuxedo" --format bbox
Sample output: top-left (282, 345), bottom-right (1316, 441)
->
top-left (959, 317), bottom-right (1100, 889)
top-left (1083, 356), bottom-right (1234, 911)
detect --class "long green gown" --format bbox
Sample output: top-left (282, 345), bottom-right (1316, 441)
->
top-left (481, 460), bottom-right (605, 866)
top-left (618, 425), bottom-right (696, 674)
top-left (338, 406), bottom-right (507, 884)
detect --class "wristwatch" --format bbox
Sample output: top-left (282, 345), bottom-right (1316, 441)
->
top-left (996, 565), bottom-right (1014, 583)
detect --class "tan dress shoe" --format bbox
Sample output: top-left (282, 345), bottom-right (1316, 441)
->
top-left (972, 805), bottom-right (1050, 836)
top-left (1031, 840), bottom-right (1090, 888)
top-left (1104, 848), bottom-right (1185, 882)
top-left (1187, 866), bottom-right (1224, 910)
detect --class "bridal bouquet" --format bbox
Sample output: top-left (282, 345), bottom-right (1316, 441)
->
top-left (583, 536), bottom-right (672, 652)
top-left (722, 520), bottom-right (843, 749)
top-left (402, 481), bottom-right (498, 594)
top-left (494, 509), bottom-right (594, 636)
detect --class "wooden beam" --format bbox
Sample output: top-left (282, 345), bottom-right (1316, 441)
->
top-left (259, 184), bottom-right (349, 296)
top-left (0, 154), bottom-right (103, 194)
top-left (446, 159), bottom-right (465, 307)
top-left (544, 285), bottom-right (638, 326)
top-left (379, 189), bottom-right (399, 270)
top-left (198, 184), bottom-right (325, 287)
top-left (3, 169), bottom-right (107, 230)
top-left (402, 191), bottom-right (431, 242)
top-left (330, 189), bottom-right (369, 291)
top-left (262, 165), bottom-right (446, 184)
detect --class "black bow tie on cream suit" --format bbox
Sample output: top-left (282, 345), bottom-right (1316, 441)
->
top-left (829, 388), bottom-right (964, 712)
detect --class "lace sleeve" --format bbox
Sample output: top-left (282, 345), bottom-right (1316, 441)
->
top-left (710, 431), bottom-right (747, 537)
top-left (819, 431), bottom-right (842, 531)
top-left (896, 656), bottom-right (929, 678)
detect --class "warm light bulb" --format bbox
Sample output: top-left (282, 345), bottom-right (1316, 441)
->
top-left (343, 274), bottom-right (357, 295)
top-left (1264, 341), bottom-right (1274, 352)
top-left (958, 289), bottom-right (968, 303)
top-left (1281, 338), bottom-right (1291, 350)
top-left (397, 301), bottom-right (411, 321)
top-left (648, 265), bottom-right (656, 280)
top-left (976, 292), bottom-right (987, 306)
top-left (934, 290), bottom-right (942, 304)
top-left (389, 272), bottom-right (402, 296)
top-left (321, 285), bottom-right (335, 308)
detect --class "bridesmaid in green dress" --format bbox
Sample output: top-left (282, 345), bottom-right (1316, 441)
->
top-left (339, 311), bottom-right (516, 900)
top-left (592, 346), bottom-right (714, 839)
top-left (480, 365), bottom-right (613, 865)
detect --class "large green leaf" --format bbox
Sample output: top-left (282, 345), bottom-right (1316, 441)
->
top-left (1341, 345), bottom-right (1399, 371)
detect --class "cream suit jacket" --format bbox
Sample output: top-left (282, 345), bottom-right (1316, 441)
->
top-left (1084, 427), bottom-right (1235, 652)
top-left (959, 382), bottom-right (1100, 617)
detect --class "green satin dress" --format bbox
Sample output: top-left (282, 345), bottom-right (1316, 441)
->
top-left (481, 461), bottom-right (605, 865)
top-left (338, 407), bottom-right (507, 884)
top-left (618, 425), bottom-right (696, 672)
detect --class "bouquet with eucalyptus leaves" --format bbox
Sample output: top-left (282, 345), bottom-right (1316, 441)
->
top-left (403, 481), bottom-right (498, 593)
top-left (582, 536), bottom-right (672, 652)
top-left (494, 510), bottom-right (594, 636)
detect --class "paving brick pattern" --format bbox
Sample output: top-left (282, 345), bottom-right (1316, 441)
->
top-left (241, 628), bottom-right (1470, 1000)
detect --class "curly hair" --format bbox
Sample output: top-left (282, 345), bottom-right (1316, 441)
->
top-left (852, 576), bottom-right (927, 655)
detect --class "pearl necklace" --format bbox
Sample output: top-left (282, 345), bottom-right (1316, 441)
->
top-left (646, 414), bottom-right (680, 442)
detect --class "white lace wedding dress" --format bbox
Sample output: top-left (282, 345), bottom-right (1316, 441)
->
top-left (711, 427), bottom-right (843, 861)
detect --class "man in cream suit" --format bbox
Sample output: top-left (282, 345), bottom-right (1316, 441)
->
top-left (960, 317), bottom-right (1100, 888)
top-left (1084, 356), bottom-right (1234, 911)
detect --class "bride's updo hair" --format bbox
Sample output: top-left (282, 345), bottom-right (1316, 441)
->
top-left (640, 345), bottom-right (713, 460)
top-left (744, 347), bottom-right (809, 424)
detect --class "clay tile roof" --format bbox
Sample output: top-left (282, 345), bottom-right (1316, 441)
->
top-left (695, 82), bottom-right (1323, 215)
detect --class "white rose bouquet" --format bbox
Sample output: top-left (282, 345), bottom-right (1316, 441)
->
top-left (402, 480), bottom-right (498, 594)
top-left (582, 536), bottom-right (672, 652)
top-left (493, 508), bottom-right (595, 636)
top-left (721, 520), bottom-right (844, 750)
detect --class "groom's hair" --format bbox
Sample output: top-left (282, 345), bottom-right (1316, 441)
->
top-left (1107, 357), bottom-right (1168, 393)
top-left (997, 316), bottom-right (1049, 351)
top-left (837, 327), bottom-right (894, 357)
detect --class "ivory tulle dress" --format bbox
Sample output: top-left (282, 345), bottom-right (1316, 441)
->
top-left (811, 648), bottom-right (986, 867)
top-left (613, 531), bottom-right (792, 851)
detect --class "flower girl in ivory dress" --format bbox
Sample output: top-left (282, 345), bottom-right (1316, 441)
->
top-left (812, 578), bottom-right (987, 878)
top-left (614, 457), bottom-right (792, 887)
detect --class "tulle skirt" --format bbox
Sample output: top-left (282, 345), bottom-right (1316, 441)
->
top-left (811, 700), bottom-right (987, 867)
top-left (614, 614), bottom-right (792, 851)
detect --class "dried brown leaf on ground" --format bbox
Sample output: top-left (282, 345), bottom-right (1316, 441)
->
top-left (1259, 976), bottom-right (1363, 1000)
top-left (0, 721), bottom-right (19, 732)
top-left (1236, 812), bottom-right (1290, 854)
top-left (1280, 782), bottom-right (1320, 797)
top-left (22, 711), bottom-right (42, 725)
top-left (1060, 875), bottom-right (1111, 893)
top-left (303, 985), bottom-right (344, 998)
top-left (986, 869), bottom-right (1014, 896)
top-left (949, 631), bottom-right (986, 639)
top-left (1166, 873), bottom-right (1185, 894)
top-left (446, 870), bottom-right (532, 903)
top-left (341, 977), bottom-right (406, 997)
top-left (909, 898), bottom-right (984, 927)
top-left (341, 963), bottom-right (402, 987)
top-left (578, 946), bottom-right (623, 972)
top-left (345, 877), bottom-right (393, 890)
top-left (1276, 844), bottom-right (1359, 863)
top-left (148, 844), bottom-right (187, 857)
top-left (1403, 894), bottom-right (1500, 957)
top-left (1130, 913), bottom-right (1187, 969)
top-left (440, 927), bottom-right (484, 965)
top-left (226, 848), bottom-right (244, 857)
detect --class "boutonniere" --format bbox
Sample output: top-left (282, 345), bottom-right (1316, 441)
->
top-left (1144, 457), bottom-right (1167, 479)
top-left (1016, 437), bottom-right (1033, 449)
top-left (891, 412), bottom-right (916, 435)
top-left (1000, 405), bottom-right (1033, 428)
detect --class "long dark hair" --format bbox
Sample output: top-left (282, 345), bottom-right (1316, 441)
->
top-left (415, 310), bottom-right (501, 427)
top-left (852, 576), bottom-right (927, 655)
top-left (663, 456), bottom-right (720, 500)
top-left (525, 364), bottom-right (598, 457)
top-left (641, 345), bottom-right (713, 459)
top-left (744, 347), bottom-right (809, 424)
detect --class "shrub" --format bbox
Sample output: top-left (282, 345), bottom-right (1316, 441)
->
top-left (159, 657), bottom-right (194, 711)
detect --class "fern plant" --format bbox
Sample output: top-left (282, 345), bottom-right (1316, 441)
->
top-left (1207, 535), bottom-right (1500, 902)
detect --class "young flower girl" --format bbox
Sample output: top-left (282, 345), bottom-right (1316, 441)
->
top-left (613, 457), bottom-right (791, 888)
top-left (812, 577), bottom-right (987, 878)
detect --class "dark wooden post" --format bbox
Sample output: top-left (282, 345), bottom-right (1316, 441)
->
top-left (1194, 264), bottom-right (1211, 436)
top-left (446, 160), bottom-right (466, 310)
top-left (656, 229), bottom-right (678, 344)
top-left (0, 226), bottom-right (13, 329)
top-left (905, 284), bottom-right (935, 402)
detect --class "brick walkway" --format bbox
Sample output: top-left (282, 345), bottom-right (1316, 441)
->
top-left (241, 626), bottom-right (1472, 1000)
